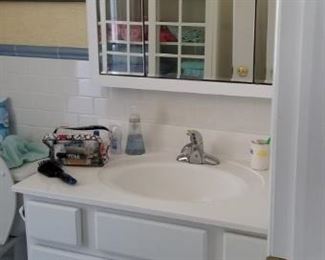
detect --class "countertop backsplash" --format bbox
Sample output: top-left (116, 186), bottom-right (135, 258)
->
top-left (0, 56), bottom-right (271, 161)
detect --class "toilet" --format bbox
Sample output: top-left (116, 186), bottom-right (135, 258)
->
top-left (0, 157), bottom-right (39, 260)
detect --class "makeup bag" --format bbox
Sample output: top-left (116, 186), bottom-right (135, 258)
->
top-left (42, 126), bottom-right (112, 167)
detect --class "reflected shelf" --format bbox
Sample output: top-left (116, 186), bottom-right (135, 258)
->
top-left (155, 22), bottom-right (206, 27)
top-left (155, 53), bottom-right (204, 59)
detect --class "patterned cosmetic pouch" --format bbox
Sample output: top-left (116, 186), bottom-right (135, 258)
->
top-left (43, 126), bottom-right (112, 167)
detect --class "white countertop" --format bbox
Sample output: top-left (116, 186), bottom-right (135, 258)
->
top-left (12, 153), bottom-right (269, 235)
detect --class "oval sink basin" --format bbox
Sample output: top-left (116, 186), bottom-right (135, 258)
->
top-left (98, 155), bottom-right (263, 203)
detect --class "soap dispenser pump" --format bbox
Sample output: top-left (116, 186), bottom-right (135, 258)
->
top-left (125, 107), bottom-right (145, 155)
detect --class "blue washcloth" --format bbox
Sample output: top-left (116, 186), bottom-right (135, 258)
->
top-left (0, 97), bottom-right (10, 142)
top-left (0, 135), bottom-right (49, 169)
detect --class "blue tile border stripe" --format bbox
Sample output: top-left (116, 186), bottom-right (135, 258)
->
top-left (0, 44), bottom-right (89, 60)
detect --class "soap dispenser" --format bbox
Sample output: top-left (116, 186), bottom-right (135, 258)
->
top-left (125, 107), bottom-right (145, 155)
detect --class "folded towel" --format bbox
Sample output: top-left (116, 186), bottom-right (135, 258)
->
top-left (0, 135), bottom-right (49, 169)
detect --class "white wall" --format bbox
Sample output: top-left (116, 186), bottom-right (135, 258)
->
top-left (0, 56), bottom-right (271, 160)
top-left (269, 0), bottom-right (325, 259)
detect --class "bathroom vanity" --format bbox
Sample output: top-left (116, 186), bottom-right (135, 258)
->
top-left (13, 153), bottom-right (268, 260)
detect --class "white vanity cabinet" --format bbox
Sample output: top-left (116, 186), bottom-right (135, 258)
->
top-left (22, 198), bottom-right (267, 260)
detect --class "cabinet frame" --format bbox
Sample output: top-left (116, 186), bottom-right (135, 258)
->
top-left (86, 0), bottom-right (273, 98)
top-left (22, 196), bottom-right (267, 260)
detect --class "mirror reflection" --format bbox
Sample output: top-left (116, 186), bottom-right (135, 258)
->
top-left (96, 0), bottom-right (276, 84)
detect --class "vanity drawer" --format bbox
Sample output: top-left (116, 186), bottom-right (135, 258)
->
top-left (25, 201), bottom-right (82, 246)
top-left (30, 245), bottom-right (105, 260)
top-left (223, 233), bottom-right (267, 260)
top-left (95, 212), bottom-right (207, 260)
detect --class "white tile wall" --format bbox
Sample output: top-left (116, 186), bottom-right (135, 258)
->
top-left (0, 56), bottom-right (272, 160)
top-left (78, 79), bottom-right (102, 97)
top-left (67, 96), bottom-right (93, 114)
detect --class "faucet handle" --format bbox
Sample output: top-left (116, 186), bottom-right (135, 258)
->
top-left (187, 130), bottom-right (203, 146)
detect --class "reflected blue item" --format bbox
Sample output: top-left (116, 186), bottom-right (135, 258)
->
top-left (181, 60), bottom-right (204, 78)
top-left (0, 98), bottom-right (9, 142)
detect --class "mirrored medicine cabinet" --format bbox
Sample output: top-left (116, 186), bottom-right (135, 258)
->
top-left (87, 0), bottom-right (276, 97)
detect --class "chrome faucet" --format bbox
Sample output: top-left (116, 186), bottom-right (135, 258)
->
top-left (176, 130), bottom-right (220, 165)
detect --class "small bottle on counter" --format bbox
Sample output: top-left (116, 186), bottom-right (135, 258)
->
top-left (110, 125), bottom-right (123, 154)
top-left (250, 139), bottom-right (270, 171)
top-left (125, 107), bottom-right (145, 155)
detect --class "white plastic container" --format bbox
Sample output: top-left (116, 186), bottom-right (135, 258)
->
top-left (110, 125), bottom-right (123, 154)
top-left (250, 140), bottom-right (270, 171)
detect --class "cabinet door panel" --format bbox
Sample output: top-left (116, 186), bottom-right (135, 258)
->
top-left (95, 212), bottom-right (207, 260)
top-left (232, 0), bottom-right (256, 82)
top-left (223, 233), bottom-right (267, 260)
top-left (25, 201), bottom-right (81, 246)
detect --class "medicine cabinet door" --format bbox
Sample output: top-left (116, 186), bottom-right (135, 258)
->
top-left (92, 0), bottom-right (276, 91)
